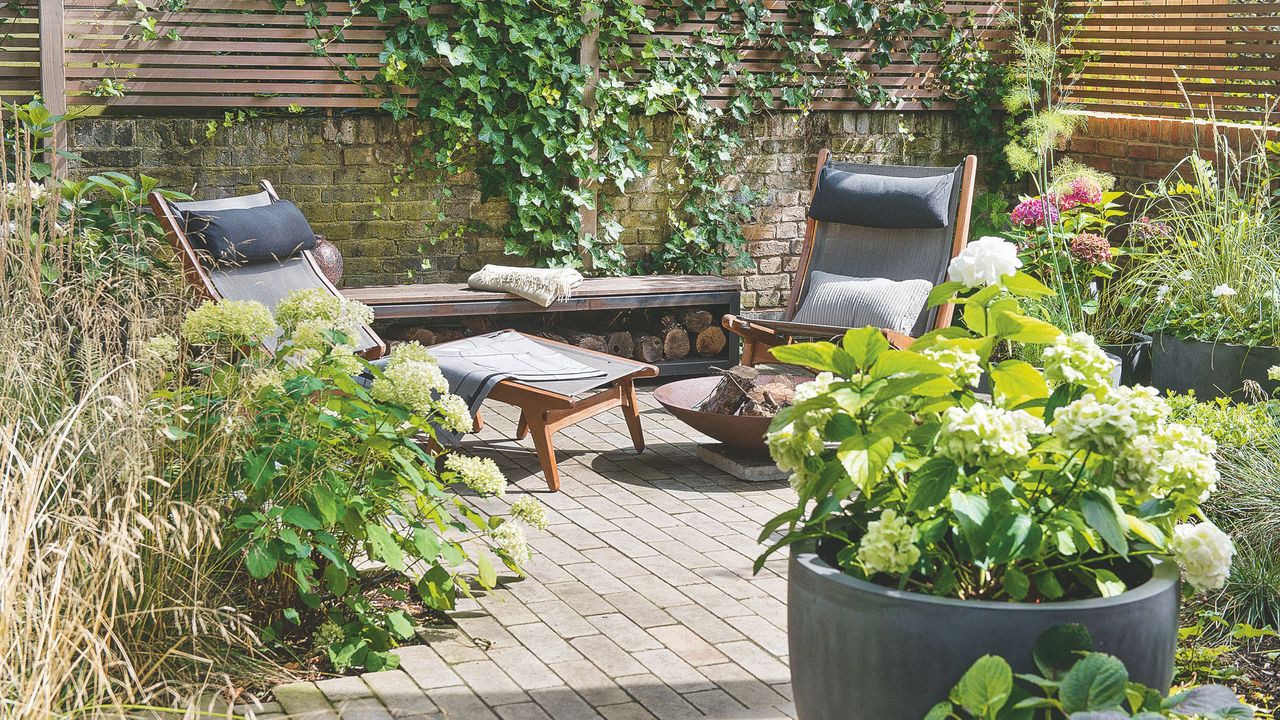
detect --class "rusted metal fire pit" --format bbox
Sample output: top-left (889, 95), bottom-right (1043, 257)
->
top-left (652, 375), bottom-right (805, 458)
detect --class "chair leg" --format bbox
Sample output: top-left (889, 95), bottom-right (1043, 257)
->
top-left (619, 380), bottom-right (646, 453)
top-left (741, 338), bottom-right (760, 367)
top-left (472, 409), bottom-right (485, 433)
top-left (526, 415), bottom-right (560, 492)
top-left (515, 411), bottom-right (529, 440)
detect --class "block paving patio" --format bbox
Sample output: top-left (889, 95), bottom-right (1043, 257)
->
top-left (250, 387), bottom-right (798, 720)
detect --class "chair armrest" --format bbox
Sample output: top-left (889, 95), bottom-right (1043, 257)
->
top-left (722, 314), bottom-right (787, 344)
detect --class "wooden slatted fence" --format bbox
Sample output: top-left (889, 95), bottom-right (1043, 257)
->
top-left (1067, 0), bottom-right (1280, 121)
top-left (0, 1), bottom-right (39, 100)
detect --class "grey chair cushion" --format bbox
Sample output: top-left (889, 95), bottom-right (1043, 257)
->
top-left (182, 200), bottom-right (316, 265)
top-left (791, 271), bottom-right (933, 335)
top-left (807, 163), bottom-right (954, 229)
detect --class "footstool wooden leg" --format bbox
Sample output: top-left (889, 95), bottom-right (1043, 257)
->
top-left (515, 411), bottom-right (529, 441)
top-left (620, 380), bottom-right (646, 453)
top-left (527, 415), bottom-right (560, 492)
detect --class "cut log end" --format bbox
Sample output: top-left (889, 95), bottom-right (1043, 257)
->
top-left (663, 327), bottom-right (691, 360)
top-left (695, 326), bottom-right (727, 357)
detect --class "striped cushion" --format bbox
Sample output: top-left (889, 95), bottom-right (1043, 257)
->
top-left (792, 271), bottom-right (932, 334)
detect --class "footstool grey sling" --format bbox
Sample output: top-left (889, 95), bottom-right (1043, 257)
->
top-left (149, 180), bottom-right (658, 491)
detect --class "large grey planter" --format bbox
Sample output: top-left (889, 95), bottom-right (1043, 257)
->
top-left (1100, 331), bottom-right (1153, 387)
top-left (1151, 332), bottom-right (1280, 400)
top-left (788, 549), bottom-right (1179, 720)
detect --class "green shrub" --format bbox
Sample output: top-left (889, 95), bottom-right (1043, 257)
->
top-left (1167, 394), bottom-right (1280, 450)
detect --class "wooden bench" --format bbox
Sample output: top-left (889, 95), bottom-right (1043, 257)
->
top-left (342, 275), bottom-right (743, 376)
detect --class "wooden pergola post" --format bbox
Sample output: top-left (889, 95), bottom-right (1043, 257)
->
top-left (39, 0), bottom-right (67, 178)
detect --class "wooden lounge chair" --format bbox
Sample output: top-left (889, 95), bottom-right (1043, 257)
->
top-left (149, 181), bottom-right (658, 491)
top-left (724, 151), bottom-right (978, 364)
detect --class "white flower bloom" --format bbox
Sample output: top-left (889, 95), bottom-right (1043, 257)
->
top-left (938, 403), bottom-right (1044, 473)
top-left (491, 522), bottom-right (531, 564)
top-left (922, 346), bottom-right (983, 388)
top-left (276, 288), bottom-right (373, 347)
top-left (369, 359), bottom-right (448, 415)
top-left (1117, 421), bottom-right (1218, 500)
top-left (181, 299), bottom-right (275, 346)
top-left (1172, 521), bottom-right (1234, 592)
top-left (4, 180), bottom-right (47, 203)
top-left (1042, 332), bottom-right (1114, 391)
top-left (436, 393), bottom-right (473, 433)
top-left (1177, 270), bottom-right (1193, 282)
top-left (1052, 386), bottom-right (1168, 456)
top-left (388, 341), bottom-right (438, 369)
top-left (1269, 365), bottom-right (1280, 382)
top-left (444, 453), bottom-right (507, 496)
top-left (1211, 284), bottom-right (1237, 298)
top-left (510, 496), bottom-right (549, 531)
top-left (139, 334), bottom-right (179, 366)
top-left (793, 372), bottom-right (837, 404)
top-left (857, 509), bottom-right (920, 575)
top-left (767, 421), bottom-right (825, 474)
top-left (1155, 284), bottom-right (1170, 303)
top-left (947, 236), bottom-right (1023, 288)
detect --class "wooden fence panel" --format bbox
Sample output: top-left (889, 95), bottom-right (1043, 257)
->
top-left (1067, 0), bottom-right (1280, 121)
top-left (0, 1), bottom-right (39, 100)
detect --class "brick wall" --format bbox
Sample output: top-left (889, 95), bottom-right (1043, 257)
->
top-left (67, 110), bottom-right (974, 315)
top-left (1064, 111), bottom-right (1276, 190)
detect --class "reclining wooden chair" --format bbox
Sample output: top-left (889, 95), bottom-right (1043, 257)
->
top-left (724, 150), bottom-right (978, 364)
top-left (148, 181), bottom-right (656, 492)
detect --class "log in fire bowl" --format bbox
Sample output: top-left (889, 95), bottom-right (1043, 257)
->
top-left (653, 374), bottom-right (806, 482)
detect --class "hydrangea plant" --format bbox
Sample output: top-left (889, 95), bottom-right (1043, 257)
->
top-left (151, 289), bottom-right (540, 671)
top-left (758, 237), bottom-right (1234, 602)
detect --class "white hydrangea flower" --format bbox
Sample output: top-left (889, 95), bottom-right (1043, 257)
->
top-left (1117, 421), bottom-right (1218, 501)
top-left (793, 372), bottom-right (837, 404)
top-left (947, 236), bottom-right (1023, 288)
top-left (1171, 521), bottom-right (1234, 591)
top-left (767, 421), bottom-right (825, 474)
top-left (1268, 365), bottom-right (1280, 382)
top-left (276, 288), bottom-right (373, 347)
top-left (1051, 386), bottom-right (1168, 455)
top-left (1042, 332), bottom-right (1114, 391)
top-left (510, 496), bottom-right (549, 531)
top-left (938, 403), bottom-right (1044, 473)
top-left (180, 299), bottom-right (276, 346)
top-left (369, 359), bottom-right (448, 415)
top-left (444, 453), bottom-right (507, 496)
top-left (5, 180), bottom-right (47, 203)
top-left (491, 522), bottom-right (531, 564)
top-left (436, 393), bottom-right (473, 433)
top-left (857, 509), bottom-right (921, 575)
top-left (922, 346), bottom-right (983, 388)
top-left (1211, 284), bottom-right (1237, 299)
top-left (387, 340), bottom-right (438, 369)
top-left (139, 334), bottom-right (179, 366)
top-left (243, 367), bottom-right (285, 394)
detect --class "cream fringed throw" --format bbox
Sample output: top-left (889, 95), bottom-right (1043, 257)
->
top-left (467, 265), bottom-right (584, 307)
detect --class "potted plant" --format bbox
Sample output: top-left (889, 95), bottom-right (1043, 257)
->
top-left (1114, 138), bottom-right (1280, 399)
top-left (758, 237), bottom-right (1235, 720)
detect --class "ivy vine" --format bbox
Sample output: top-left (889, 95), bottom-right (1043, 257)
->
top-left (272, 2), bottom-right (1000, 274)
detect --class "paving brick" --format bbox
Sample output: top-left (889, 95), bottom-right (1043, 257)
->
top-left (509, 622), bottom-right (587, 664)
top-left (550, 659), bottom-right (631, 707)
top-left (486, 645), bottom-right (565, 691)
top-left (570, 635), bottom-right (648, 677)
top-left (273, 682), bottom-right (336, 718)
top-left (425, 685), bottom-right (499, 720)
top-left (360, 670), bottom-right (439, 717)
top-left (392, 645), bottom-right (462, 690)
top-left (586, 613), bottom-right (665, 653)
top-left (612, 674), bottom-right (701, 720)
top-left (453, 660), bottom-right (528, 707)
top-left (698, 662), bottom-right (788, 709)
top-left (719, 642), bottom-right (790, 684)
top-left (523, 598), bottom-right (599, 638)
top-left (596, 702), bottom-right (658, 720)
top-left (647, 624), bottom-right (729, 666)
top-left (529, 687), bottom-right (606, 720)
top-left (330, 697), bottom-right (394, 720)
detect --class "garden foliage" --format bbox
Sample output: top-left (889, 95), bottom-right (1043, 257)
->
top-left (760, 238), bottom-right (1233, 602)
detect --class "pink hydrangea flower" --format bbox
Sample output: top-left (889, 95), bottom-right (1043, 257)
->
top-left (1069, 232), bottom-right (1112, 264)
top-left (1133, 216), bottom-right (1171, 242)
top-left (1009, 196), bottom-right (1060, 228)
top-left (1058, 177), bottom-right (1103, 209)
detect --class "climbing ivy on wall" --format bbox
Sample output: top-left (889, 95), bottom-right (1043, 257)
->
top-left (276, 0), bottom-right (992, 275)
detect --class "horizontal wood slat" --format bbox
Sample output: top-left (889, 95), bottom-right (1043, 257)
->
top-left (1068, 0), bottom-right (1280, 120)
top-left (0, 0), bottom-right (37, 99)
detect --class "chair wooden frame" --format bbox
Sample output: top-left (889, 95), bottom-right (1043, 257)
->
top-left (724, 150), bottom-right (979, 365)
top-left (148, 181), bottom-right (658, 491)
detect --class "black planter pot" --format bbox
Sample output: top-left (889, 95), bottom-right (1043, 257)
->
top-left (1100, 331), bottom-right (1153, 387)
top-left (1150, 332), bottom-right (1280, 400)
top-left (788, 549), bottom-right (1179, 720)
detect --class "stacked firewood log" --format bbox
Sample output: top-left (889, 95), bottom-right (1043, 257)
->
top-left (700, 365), bottom-right (798, 416)
top-left (387, 306), bottom-right (729, 364)
top-left (538, 307), bottom-right (728, 363)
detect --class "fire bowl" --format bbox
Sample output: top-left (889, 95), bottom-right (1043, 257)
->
top-left (652, 374), bottom-right (806, 458)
